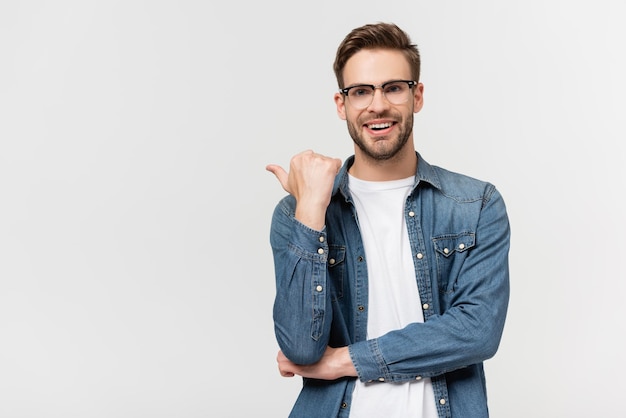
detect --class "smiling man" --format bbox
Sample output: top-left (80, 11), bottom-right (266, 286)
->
top-left (266, 22), bottom-right (511, 418)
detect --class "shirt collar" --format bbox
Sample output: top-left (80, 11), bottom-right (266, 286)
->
top-left (333, 151), bottom-right (442, 199)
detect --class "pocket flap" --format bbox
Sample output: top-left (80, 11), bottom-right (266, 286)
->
top-left (433, 232), bottom-right (475, 258)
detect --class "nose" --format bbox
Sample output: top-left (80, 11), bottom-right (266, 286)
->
top-left (366, 87), bottom-right (390, 112)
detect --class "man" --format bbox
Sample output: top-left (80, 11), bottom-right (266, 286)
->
top-left (266, 22), bottom-right (510, 418)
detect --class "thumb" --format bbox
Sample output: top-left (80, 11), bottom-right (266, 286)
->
top-left (266, 164), bottom-right (290, 192)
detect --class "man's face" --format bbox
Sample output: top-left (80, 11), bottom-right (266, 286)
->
top-left (335, 49), bottom-right (423, 161)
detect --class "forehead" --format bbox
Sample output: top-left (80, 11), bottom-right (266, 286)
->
top-left (343, 48), bottom-right (411, 86)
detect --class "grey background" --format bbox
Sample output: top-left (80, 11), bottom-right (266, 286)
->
top-left (1, 1), bottom-right (624, 417)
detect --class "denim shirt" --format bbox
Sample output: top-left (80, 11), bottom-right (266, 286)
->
top-left (269, 152), bottom-right (510, 418)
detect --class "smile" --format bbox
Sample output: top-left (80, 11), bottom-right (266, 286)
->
top-left (367, 122), bottom-right (394, 130)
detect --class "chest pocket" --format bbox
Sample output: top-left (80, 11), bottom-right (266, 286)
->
top-left (327, 245), bottom-right (346, 301)
top-left (432, 232), bottom-right (475, 293)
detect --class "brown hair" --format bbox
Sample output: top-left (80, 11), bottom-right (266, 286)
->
top-left (333, 22), bottom-right (421, 89)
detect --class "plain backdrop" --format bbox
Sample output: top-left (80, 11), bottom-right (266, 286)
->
top-left (1, 1), bottom-right (625, 417)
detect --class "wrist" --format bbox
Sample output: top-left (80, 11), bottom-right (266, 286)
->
top-left (295, 205), bottom-right (327, 231)
top-left (336, 346), bottom-right (357, 377)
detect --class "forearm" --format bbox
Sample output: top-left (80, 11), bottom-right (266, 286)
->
top-left (349, 296), bottom-right (508, 382)
top-left (270, 198), bottom-right (333, 364)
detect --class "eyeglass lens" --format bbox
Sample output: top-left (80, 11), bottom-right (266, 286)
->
top-left (347, 81), bottom-right (413, 109)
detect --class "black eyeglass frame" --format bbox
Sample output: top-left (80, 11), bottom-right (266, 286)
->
top-left (339, 80), bottom-right (418, 97)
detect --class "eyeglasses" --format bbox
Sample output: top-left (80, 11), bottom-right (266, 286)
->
top-left (339, 80), bottom-right (417, 109)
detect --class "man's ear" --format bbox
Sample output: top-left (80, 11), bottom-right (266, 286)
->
top-left (413, 82), bottom-right (424, 113)
top-left (334, 93), bottom-right (347, 120)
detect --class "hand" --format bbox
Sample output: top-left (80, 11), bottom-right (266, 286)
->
top-left (266, 150), bottom-right (342, 230)
top-left (276, 346), bottom-right (357, 380)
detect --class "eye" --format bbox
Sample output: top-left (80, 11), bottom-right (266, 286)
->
top-left (384, 82), bottom-right (405, 94)
top-left (350, 86), bottom-right (373, 97)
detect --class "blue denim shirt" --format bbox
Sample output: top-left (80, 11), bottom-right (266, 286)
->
top-left (269, 152), bottom-right (510, 418)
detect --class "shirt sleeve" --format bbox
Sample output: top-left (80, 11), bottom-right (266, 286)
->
top-left (269, 196), bottom-right (333, 365)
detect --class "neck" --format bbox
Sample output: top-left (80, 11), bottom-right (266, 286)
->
top-left (349, 145), bottom-right (417, 181)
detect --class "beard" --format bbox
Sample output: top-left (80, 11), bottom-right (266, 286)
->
top-left (347, 112), bottom-right (414, 161)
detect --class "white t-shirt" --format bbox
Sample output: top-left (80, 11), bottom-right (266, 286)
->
top-left (348, 174), bottom-right (438, 418)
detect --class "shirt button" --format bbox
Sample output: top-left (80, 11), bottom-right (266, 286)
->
top-left (458, 243), bottom-right (465, 250)
top-left (408, 211), bottom-right (415, 217)
top-left (378, 377), bottom-right (385, 382)
top-left (341, 402), bottom-right (347, 409)
top-left (443, 248), bottom-right (449, 254)
top-left (318, 248), bottom-right (324, 254)
top-left (439, 398), bottom-right (446, 405)
top-left (319, 236), bottom-right (325, 242)
top-left (422, 303), bottom-right (429, 310)
top-left (358, 256), bottom-right (364, 262)
top-left (416, 253), bottom-right (423, 259)
top-left (357, 305), bottom-right (365, 311)
top-left (316, 285), bottom-right (323, 292)
top-left (329, 258), bottom-right (336, 265)
top-left (415, 376), bottom-right (422, 380)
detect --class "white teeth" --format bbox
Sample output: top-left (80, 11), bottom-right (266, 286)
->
top-left (368, 122), bottom-right (392, 129)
